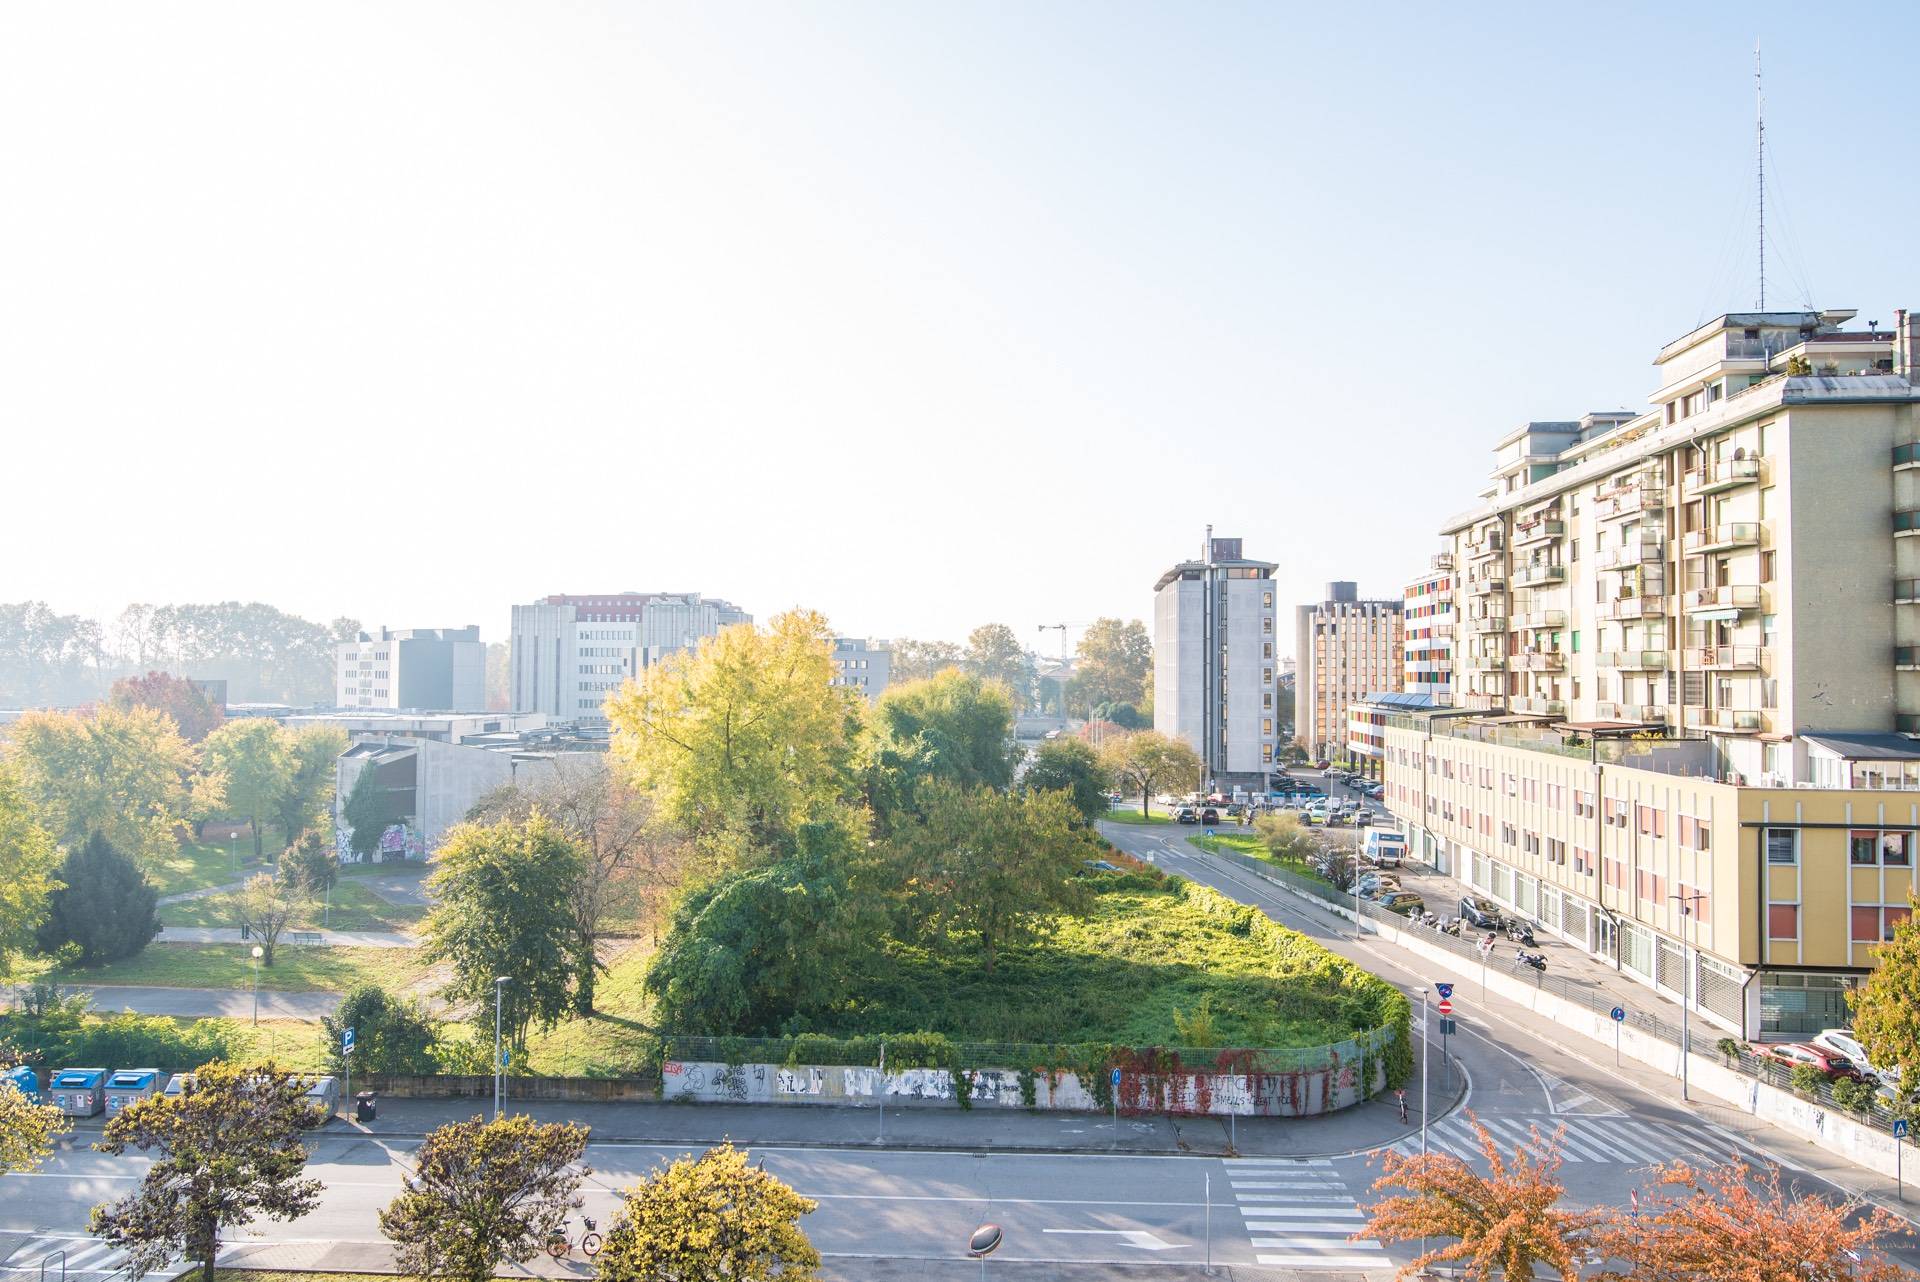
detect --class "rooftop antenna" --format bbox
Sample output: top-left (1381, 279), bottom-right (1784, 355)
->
top-left (1755, 43), bottom-right (1766, 310)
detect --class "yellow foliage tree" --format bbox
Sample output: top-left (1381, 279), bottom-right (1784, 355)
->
top-left (4, 706), bottom-right (208, 868)
top-left (0, 764), bottom-right (62, 978)
top-left (0, 1077), bottom-right (67, 1175)
top-left (594, 1142), bottom-right (818, 1282)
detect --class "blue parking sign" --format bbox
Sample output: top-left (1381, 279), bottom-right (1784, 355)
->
top-left (1435, 983), bottom-right (1454, 999)
top-left (342, 1027), bottom-right (356, 1053)
top-left (1610, 1007), bottom-right (1626, 1023)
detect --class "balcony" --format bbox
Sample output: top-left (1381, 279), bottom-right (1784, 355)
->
top-left (1685, 584), bottom-right (1763, 614)
top-left (1467, 653), bottom-right (1509, 670)
top-left (1513, 562), bottom-right (1566, 586)
top-left (1431, 552), bottom-right (1455, 571)
top-left (1513, 517), bottom-right (1566, 548)
top-left (1467, 531), bottom-right (1506, 559)
top-left (1597, 538), bottom-right (1665, 571)
top-left (1898, 648), bottom-right (1920, 671)
top-left (1594, 475), bottom-right (1666, 522)
top-left (1684, 457), bottom-right (1763, 495)
top-left (1607, 595), bottom-right (1669, 620)
top-left (1597, 649), bottom-right (1668, 671)
top-left (1681, 523), bottom-right (1763, 555)
top-left (1896, 442), bottom-right (1920, 470)
top-left (1513, 609), bottom-right (1566, 629)
top-left (1897, 508), bottom-right (1920, 536)
top-left (1692, 645), bottom-right (1764, 671)
top-left (1468, 577), bottom-right (1507, 596)
top-left (1623, 703), bottom-right (1666, 722)
top-left (1468, 613), bottom-right (1508, 634)
top-left (1513, 696), bottom-right (1568, 718)
top-left (1899, 579), bottom-right (1920, 605)
top-left (1516, 651), bottom-right (1565, 672)
top-left (1702, 708), bottom-right (1763, 734)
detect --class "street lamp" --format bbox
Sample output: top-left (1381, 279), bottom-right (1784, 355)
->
top-left (1669, 891), bottom-right (1706, 1101)
top-left (1415, 986), bottom-right (1429, 1155)
top-left (250, 944), bottom-right (264, 1025)
top-left (493, 976), bottom-right (511, 1119)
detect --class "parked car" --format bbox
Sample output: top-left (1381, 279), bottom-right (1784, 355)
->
top-left (1199, 807), bottom-right (1220, 826)
top-left (1356, 872), bottom-right (1401, 897)
top-left (1175, 807), bottom-right (1198, 824)
top-left (1753, 1042), bottom-right (1868, 1082)
top-left (1458, 896), bottom-right (1503, 929)
top-left (1080, 859), bottom-right (1120, 873)
top-left (1374, 891), bottom-right (1426, 916)
top-left (1810, 1030), bottom-right (1890, 1082)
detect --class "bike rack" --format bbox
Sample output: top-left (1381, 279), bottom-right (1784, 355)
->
top-left (39, 1249), bottom-right (65, 1282)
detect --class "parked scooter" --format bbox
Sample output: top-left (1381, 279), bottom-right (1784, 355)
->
top-left (1505, 918), bottom-right (1538, 946)
top-left (1440, 917), bottom-right (1466, 937)
top-left (1515, 949), bottom-right (1547, 971)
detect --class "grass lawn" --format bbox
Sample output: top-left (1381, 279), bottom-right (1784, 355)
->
top-left (161, 876), bottom-right (425, 933)
top-left (1192, 830), bottom-right (1342, 890)
top-left (520, 941), bottom-right (658, 1077)
top-left (47, 943), bottom-right (431, 992)
top-left (1102, 809), bottom-right (1173, 825)
top-left (147, 838), bottom-right (273, 899)
top-left (839, 871), bottom-right (1398, 1049)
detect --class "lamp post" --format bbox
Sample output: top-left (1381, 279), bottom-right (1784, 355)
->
top-left (1669, 892), bottom-right (1705, 1101)
top-left (250, 944), bottom-right (264, 1025)
top-left (1416, 986), bottom-right (1429, 1155)
top-left (493, 976), bottom-right (511, 1119)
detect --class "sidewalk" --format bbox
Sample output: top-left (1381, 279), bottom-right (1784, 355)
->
top-left (157, 925), bottom-right (416, 948)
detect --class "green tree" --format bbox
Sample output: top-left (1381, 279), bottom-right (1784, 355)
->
top-left (5, 706), bottom-right (203, 868)
top-left (607, 610), bottom-right (859, 852)
top-left (863, 669), bottom-right (1016, 830)
top-left (107, 671), bottom-right (224, 743)
top-left (1021, 738), bottom-right (1112, 826)
top-left (1847, 892), bottom-right (1920, 1088)
top-left (378, 1115), bottom-right (589, 1282)
top-left (36, 833), bottom-right (161, 966)
top-left (962, 623), bottom-right (1030, 709)
top-left (202, 719), bottom-right (295, 861)
top-left (1097, 730), bottom-right (1203, 816)
top-left (595, 1142), bottom-right (818, 1282)
top-left (272, 726), bottom-right (347, 839)
top-left (887, 638), bottom-right (963, 684)
top-left (0, 764), bottom-right (63, 978)
top-left (341, 763), bottom-right (398, 859)
top-left (1074, 618), bottom-right (1152, 709)
top-left (644, 820), bottom-right (874, 1034)
top-left (422, 815), bottom-right (588, 1051)
top-left (882, 781), bottom-right (1091, 973)
top-left (228, 872), bottom-right (311, 966)
top-left (89, 1060), bottom-right (324, 1282)
top-left (0, 1076), bottom-right (68, 1175)
top-left (320, 984), bottom-right (438, 1076)
top-left (1253, 812), bottom-right (1320, 864)
top-left (280, 828), bottom-right (339, 895)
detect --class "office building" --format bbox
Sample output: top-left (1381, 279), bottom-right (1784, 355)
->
top-left (1152, 534), bottom-right (1280, 789)
top-left (1385, 305), bottom-right (1920, 1037)
top-left (829, 637), bottom-right (892, 701)
top-left (509, 592), bottom-right (751, 722)
top-left (1402, 555), bottom-right (1455, 704)
top-left (1295, 583), bottom-right (1404, 764)
top-left (334, 627), bottom-right (485, 711)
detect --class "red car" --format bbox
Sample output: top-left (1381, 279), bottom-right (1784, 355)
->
top-left (1752, 1042), bottom-right (1868, 1081)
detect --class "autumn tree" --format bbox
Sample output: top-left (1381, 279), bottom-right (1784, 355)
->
top-left (1097, 730), bottom-right (1203, 815)
top-left (862, 669), bottom-right (1016, 831)
top-left (0, 764), bottom-right (63, 978)
top-left (36, 833), bottom-right (161, 966)
top-left (1021, 738), bottom-right (1113, 826)
top-left (280, 828), bottom-right (339, 896)
top-left (423, 814), bottom-right (587, 1051)
top-left (1846, 893), bottom-right (1920, 1093)
top-left (1590, 1156), bottom-right (1911, 1282)
top-left (90, 1060), bottom-right (324, 1282)
top-left (962, 623), bottom-right (1030, 709)
top-left (887, 638), bottom-right (963, 683)
top-left (1253, 812), bottom-right (1320, 865)
top-left (5, 706), bottom-right (206, 867)
top-left (107, 671), bottom-right (224, 743)
top-left (230, 872), bottom-right (312, 966)
top-left (272, 725), bottom-right (347, 839)
top-left (378, 1114), bottom-right (589, 1282)
top-left (607, 610), bottom-right (860, 853)
top-left (595, 1142), bottom-right (818, 1282)
top-left (0, 1074), bottom-right (67, 1175)
top-left (1073, 618), bottom-right (1152, 710)
top-left (202, 719), bottom-right (295, 861)
top-left (1357, 1114), bottom-right (1591, 1282)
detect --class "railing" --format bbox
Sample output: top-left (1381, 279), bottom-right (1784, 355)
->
top-left (1514, 610), bottom-right (1566, 629)
top-left (1468, 614), bottom-right (1508, 633)
top-left (1622, 703), bottom-right (1666, 722)
top-left (1467, 654), bottom-right (1508, 669)
top-left (1607, 596), bottom-right (1668, 620)
top-left (1431, 553), bottom-right (1455, 570)
top-left (1684, 458), bottom-right (1763, 492)
top-left (1513, 563), bottom-right (1566, 586)
top-left (1681, 523), bottom-right (1763, 553)
top-left (1513, 697), bottom-right (1567, 717)
top-left (1703, 708), bottom-right (1763, 732)
top-left (1597, 649), bottom-right (1667, 670)
top-left (1516, 652), bottom-right (1565, 671)
top-left (1692, 645), bottom-right (1764, 670)
top-left (1686, 585), bottom-right (1762, 611)
top-left (1598, 540), bottom-right (1664, 570)
top-left (1895, 442), bottom-right (1920, 468)
top-left (1896, 508), bottom-right (1920, 534)
top-left (1513, 518), bottom-right (1566, 545)
top-left (1469, 578), bottom-right (1507, 595)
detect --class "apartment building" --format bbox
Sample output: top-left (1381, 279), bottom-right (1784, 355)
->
top-left (1152, 534), bottom-right (1281, 789)
top-left (1388, 305), bottom-right (1920, 1037)
top-left (509, 592), bottom-right (751, 721)
top-left (334, 627), bottom-right (485, 711)
top-left (1402, 555), bottom-right (1455, 703)
top-left (830, 637), bottom-right (892, 701)
top-left (1294, 583), bottom-right (1404, 764)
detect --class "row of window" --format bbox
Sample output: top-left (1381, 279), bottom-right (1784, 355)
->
top-left (1766, 828), bottom-right (1915, 867)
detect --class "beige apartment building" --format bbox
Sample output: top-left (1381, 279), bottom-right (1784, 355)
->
top-left (1387, 306), bottom-right (1920, 1038)
top-left (1295, 582), bottom-right (1403, 764)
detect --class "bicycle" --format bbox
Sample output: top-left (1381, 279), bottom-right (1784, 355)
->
top-left (546, 1217), bottom-right (602, 1258)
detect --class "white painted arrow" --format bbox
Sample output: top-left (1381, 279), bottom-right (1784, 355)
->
top-left (1043, 1229), bottom-right (1180, 1251)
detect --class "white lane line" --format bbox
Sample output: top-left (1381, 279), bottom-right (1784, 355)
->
top-left (1233, 1193), bottom-right (1358, 1204)
top-left (1584, 1118), bottom-right (1667, 1165)
top-left (1255, 1250), bottom-right (1392, 1265)
top-left (1229, 1180), bottom-right (1342, 1190)
top-left (1237, 1206), bottom-right (1365, 1218)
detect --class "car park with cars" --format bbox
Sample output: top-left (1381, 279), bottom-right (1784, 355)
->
top-left (1458, 896), bottom-right (1503, 929)
top-left (1752, 1042), bottom-right (1869, 1081)
top-left (1374, 891), bottom-right (1426, 916)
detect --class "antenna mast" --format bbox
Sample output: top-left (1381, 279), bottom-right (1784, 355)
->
top-left (1755, 44), bottom-right (1766, 310)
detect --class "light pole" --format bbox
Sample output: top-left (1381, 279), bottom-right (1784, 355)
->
top-left (227, 834), bottom-right (236, 879)
top-left (1669, 892), bottom-right (1705, 1100)
top-left (250, 944), bottom-right (264, 1025)
top-left (493, 976), bottom-right (511, 1119)
top-left (1416, 986), bottom-right (1429, 1155)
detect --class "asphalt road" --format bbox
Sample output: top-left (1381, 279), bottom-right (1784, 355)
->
top-left (66, 985), bottom-right (342, 1019)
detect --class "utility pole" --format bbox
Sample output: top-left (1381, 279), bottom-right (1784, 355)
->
top-left (1755, 44), bottom-right (1766, 309)
top-left (1669, 892), bottom-right (1705, 1100)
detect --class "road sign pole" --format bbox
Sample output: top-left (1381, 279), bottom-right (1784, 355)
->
top-left (878, 1040), bottom-right (886, 1145)
top-left (1112, 1067), bottom-right (1121, 1149)
top-left (1418, 988), bottom-right (1429, 1156)
top-left (1896, 1119), bottom-right (1909, 1201)
top-left (1204, 1171), bottom-right (1213, 1275)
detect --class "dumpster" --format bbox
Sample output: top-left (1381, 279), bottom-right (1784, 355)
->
top-left (1, 1065), bottom-right (39, 1103)
top-left (162, 1073), bottom-right (195, 1098)
top-left (48, 1068), bottom-right (106, 1117)
top-left (104, 1068), bottom-right (163, 1114)
top-left (300, 1075), bottom-right (340, 1122)
top-left (354, 1091), bottom-right (376, 1123)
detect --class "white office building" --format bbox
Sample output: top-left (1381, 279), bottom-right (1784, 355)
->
top-left (509, 592), bottom-right (751, 722)
top-left (334, 627), bottom-right (485, 711)
top-left (1152, 534), bottom-right (1280, 789)
top-left (830, 637), bottom-right (892, 701)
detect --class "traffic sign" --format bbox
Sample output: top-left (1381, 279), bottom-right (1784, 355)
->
top-left (1437, 998), bottom-right (1454, 1016)
top-left (1610, 1006), bottom-right (1626, 1023)
top-left (342, 1027), bottom-right (356, 1053)
top-left (1896, 1119), bottom-right (1910, 1139)
top-left (1111, 1068), bottom-right (1122, 1087)
top-left (1435, 983), bottom-right (1454, 999)
top-left (500, 1047), bottom-right (510, 1068)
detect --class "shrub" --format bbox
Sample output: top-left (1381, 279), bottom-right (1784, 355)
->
top-left (1716, 1036), bottom-right (1743, 1063)
top-left (320, 984), bottom-right (437, 1075)
top-left (1831, 1076), bottom-right (1877, 1113)
top-left (1789, 1063), bottom-right (1826, 1097)
top-left (35, 832), bottom-right (161, 966)
top-left (0, 991), bottom-right (241, 1069)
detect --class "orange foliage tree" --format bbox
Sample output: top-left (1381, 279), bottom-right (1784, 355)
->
top-left (1591, 1157), bottom-right (1912, 1282)
top-left (1356, 1113), bottom-right (1593, 1282)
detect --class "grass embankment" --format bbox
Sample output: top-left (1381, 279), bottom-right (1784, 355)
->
top-left (148, 837), bottom-right (275, 898)
top-left (160, 880), bottom-right (425, 932)
top-left (1103, 809), bottom-right (1174, 826)
top-left (46, 943), bottom-right (431, 992)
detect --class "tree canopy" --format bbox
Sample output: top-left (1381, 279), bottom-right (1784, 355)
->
top-left (962, 623), bottom-right (1030, 708)
top-left (1097, 730), bottom-right (1203, 815)
top-left (320, 983), bottom-right (438, 1076)
top-left (1073, 618), bottom-right (1152, 710)
top-left (273, 725), bottom-right (347, 839)
top-left (1021, 737), bottom-right (1113, 826)
top-left (202, 719), bottom-right (296, 860)
top-left (36, 832), bottom-right (161, 966)
top-left (863, 669), bottom-right (1016, 828)
top-left (0, 1077), bottom-right (67, 1176)
top-left (596, 1142), bottom-right (818, 1282)
top-left (5, 706), bottom-right (209, 867)
top-left (1847, 897), bottom-right (1920, 1100)
top-left (107, 671), bottom-right (224, 742)
top-left (0, 764), bottom-right (63, 978)
top-left (887, 638), bottom-right (963, 684)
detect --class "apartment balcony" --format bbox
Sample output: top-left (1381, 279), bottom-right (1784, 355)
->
top-left (1681, 523), bottom-right (1763, 555)
top-left (1897, 647), bottom-right (1920, 671)
top-left (1463, 692), bottom-right (1503, 711)
top-left (1513, 562), bottom-right (1566, 586)
top-left (1597, 538), bottom-right (1665, 571)
top-left (1468, 577), bottom-right (1508, 596)
top-left (1430, 623), bottom-right (1456, 640)
top-left (1895, 442), bottom-right (1920, 471)
top-left (1685, 584), bottom-right (1763, 614)
top-left (1594, 476), bottom-right (1667, 522)
top-left (1899, 579), bottom-right (1920, 605)
top-left (1692, 645), bottom-right (1765, 671)
top-left (1622, 703), bottom-right (1666, 723)
top-left (1513, 517), bottom-right (1566, 548)
top-left (1467, 614), bottom-right (1508, 634)
top-left (1511, 609), bottom-right (1566, 630)
top-left (1512, 696), bottom-right (1567, 718)
top-left (1683, 457), bottom-right (1763, 495)
top-left (1606, 595), bottom-right (1669, 621)
top-left (1466, 653), bottom-right (1509, 670)
top-left (1515, 651), bottom-right (1565, 672)
top-left (1431, 552), bottom-right (1455, 571)
top-left (1896, 508), bottom-right (1920, 536)
top-left (1597, 649), bottom-right (1668, 671)
top-left (1702, 708), bottom-right (1763, 734)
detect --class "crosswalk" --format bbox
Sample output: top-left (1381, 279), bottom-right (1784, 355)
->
top-left (0, 1234), bottom-right (135, 1280)
top-left (1384, 1112), bottom-right (1757, 1165)
top-left (1227, 1157), bottom-right (1390, 1271)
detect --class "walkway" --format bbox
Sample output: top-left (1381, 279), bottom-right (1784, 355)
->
top-left (157, 925), bottom-right (415, 949)
top-left (68, 984), bottom-right (341, 1019)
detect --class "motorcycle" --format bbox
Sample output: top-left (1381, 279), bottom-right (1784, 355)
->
top-left (1440, 917), bottom-right (1466, 937)
top-left (1505, 918), bottom-right (1538, 946)
top-left (1515, 949), bottom-right (1547, 971)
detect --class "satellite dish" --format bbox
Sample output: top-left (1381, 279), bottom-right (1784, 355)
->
top-left (968, 1223), bottom-right (1003, 1258)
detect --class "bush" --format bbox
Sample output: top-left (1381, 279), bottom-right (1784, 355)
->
top-left (1831, 1076), bottom-right (1877, 1113)
top-left (0, 989), bottom-right (241, 1069)
top-left (1716, 1036), bottom-right (1743, 1063)
top-left (35, 832), bottom-right (161, 966)
top-left (320, 984), bottom-right (437, 1075)
top-left (1789, 1063), bottom-right (1826, 1096)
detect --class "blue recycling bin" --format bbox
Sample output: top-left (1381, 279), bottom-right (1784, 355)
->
top-left (49, 1068), bottom-right (106, 1117)
top-left (1, 1065), bottom-right (39, 1102)
top-left (104, 1068), bottom-right (163, 1114)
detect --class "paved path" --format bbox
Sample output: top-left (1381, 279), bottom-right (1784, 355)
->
top-left (65, 984), bottom-right (342, 1019)
top-left (157, 878), bottom-right (248, 906)
top-left (156, 926), bottom-right (415, 949)
top-left (351, 865), bottom-right (432, 907)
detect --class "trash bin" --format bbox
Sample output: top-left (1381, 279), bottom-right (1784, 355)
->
top-left (355, 1091), bottom-right (376, 1122)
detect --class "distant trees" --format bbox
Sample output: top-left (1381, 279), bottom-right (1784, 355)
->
top-left (5, 706), bottom-right (209, 867)
top-left (1253, 812), bottom-right (1319, 865)
top-left (863, 670), bottom-right (1016, 829)
top-left (0, 765), bottom-right (63, 977)
top-left (110, 602), bottom-right (349, 705)
top-left (1098, 731), bottom-right (1203, 815)
top-left (1021, 738), bottom-right (1113, 826)
top-left (229, 872), bottom-right (311, 966)
top-left (962, 623), bottom-right (1030, 708)
top-left (378, 1115), bottom-right (589, 1282)
top-left (36, 833), bottom-right (161, 966)
top-left (887, 638), bottom-right (963, 683)
top-left (273, 726), bottom-right (347, 839)
top-left (595, 1143), bottom-right (818, 1282)
top-left (107, 671), bottom-right (224, 743)
top-left (0, 602), bottom-right (105, 706)
top-left (202, 720), bottom-right (294, 860)
top-left (1073, 618), bottom-right (1152, 710)
top-left (321, 984), bottom-right (437, 1075)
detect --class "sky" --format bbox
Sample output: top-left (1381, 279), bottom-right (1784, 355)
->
top-left (4, 2), bottom-right (1917, 661)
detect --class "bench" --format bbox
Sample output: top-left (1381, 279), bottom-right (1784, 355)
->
top-left (288, 930), bottom-right (324, 946)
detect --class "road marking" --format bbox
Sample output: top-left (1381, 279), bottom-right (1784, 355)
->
top-left (1041, 1229), bottom-right (1179, 1251)
top-left (1239, 1207), bottom-right (1365, 1219)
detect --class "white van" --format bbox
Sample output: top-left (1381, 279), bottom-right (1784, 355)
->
top-left (1363, 829), bottom-right (1407, 868)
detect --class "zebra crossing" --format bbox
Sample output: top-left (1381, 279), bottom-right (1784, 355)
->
top-left (1227, 1157), bottom-right (1390, 1271)
top-left (0, 1234), bottom-right (135, 1280)
top-left (1385, 1112), bottom-right (1756, 1165)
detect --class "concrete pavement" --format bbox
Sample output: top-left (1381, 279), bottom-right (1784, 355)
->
top-left (68, 984), bottom-right (341, 1019)
top-left (156, 926), bottom-right (416, 949)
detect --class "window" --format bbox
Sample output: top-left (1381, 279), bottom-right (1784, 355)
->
top-left (1767, 903), bottom-right (1799, 939)
top-left (1572, 846), bottom-right (1591, 875)
top-left (1546, 838), bottom-right (1566, 864)
top-left (1765, 828), bottom-right (1798, 865)
top-left (1574, 789), bottom-right (1594, 818)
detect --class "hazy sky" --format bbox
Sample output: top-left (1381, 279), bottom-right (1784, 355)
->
top-left (5, 2), bottom-right (1916, 659)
